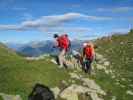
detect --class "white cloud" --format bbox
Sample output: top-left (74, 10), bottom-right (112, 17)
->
top-left (20, 13), bottom-right (82, 28)
top-left (0, 25), bottom-right (24, 31)
top-left (39, 27), bottom-right (92, 33)
top-left (97, 7), bottom-right (133, 13)
top-left (85, 15), bottom-right (112, 20)
top-left (0, 12), bottom-right (111, 32)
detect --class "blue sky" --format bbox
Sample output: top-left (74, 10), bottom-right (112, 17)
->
top-left (0, 0), bottom-right (133, 43)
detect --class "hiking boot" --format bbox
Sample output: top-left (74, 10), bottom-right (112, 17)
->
top-left (58, 65), bottom-right (63, 69)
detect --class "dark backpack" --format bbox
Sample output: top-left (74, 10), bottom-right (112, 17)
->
top-left (28, 83), bottom-right (55, 100)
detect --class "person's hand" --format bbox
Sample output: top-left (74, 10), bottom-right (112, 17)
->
top-left (82, 57), bottom-right (85, 62)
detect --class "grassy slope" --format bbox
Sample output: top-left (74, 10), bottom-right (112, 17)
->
top-left (0, 43), bottom-right (70, 99)
top-left (94, 31), bottom-right (133, 100)
top-left (0, 31), bottom-right (133, 100)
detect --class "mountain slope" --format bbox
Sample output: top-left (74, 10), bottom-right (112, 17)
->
top-left (0, 43), bottom-right (70, 99)
top-left (94, 30), bottom-right (133, 100)
top-left (0, 43), bottom-right (23, 63)
top-left (6, 40), bottom-right (85, 57)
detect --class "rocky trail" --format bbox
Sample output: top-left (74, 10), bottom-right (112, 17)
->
top-left (50, 53), bottom-right (112, 100)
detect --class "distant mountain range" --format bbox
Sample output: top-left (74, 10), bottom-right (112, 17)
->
top-left (6, 40), bottom-right (85, 57)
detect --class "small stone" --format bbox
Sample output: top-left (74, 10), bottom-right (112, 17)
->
top-left (51, 59), bottom-right (57, 64)
top-left (95, 53), bottom-right (104, 60)
top-left (104, 61), bottom-right (110, 66)
top-left (115, 82), bottom-right (120, 85)
top-left (51, 87), bottom-right (60, 99)
top-left (105, 70), bottom-right (110, 74)
top-left (96, 64), bottom-right (106, 70)
top-left (71, 80), bottom-right (75, 83)
top-left (69, 73), bottom-right (80, 80)
top-left (59, 80), bottom-right (69, 90)
top-left (129, 84), bottom-right (133, 88)
top-left (0, 93), bottom-right (22, 100)
top-left (120, 84), bottom-right (125, 88)
top-left (126, 90), bottom-right (133, 95)
top-left (112, 96), bottom-right (116, 100)
top-left (111, 75), bottom-right (115, 79)
top-left (90, 92), bottom-right (104, 100)
top-left (121, 78), bottom-right (126, 81)
top-left (61, 80), bottom-right (68, 86)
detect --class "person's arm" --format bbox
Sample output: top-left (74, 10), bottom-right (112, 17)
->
top-left (53, 39), bottom-right (59, 48)
top-left (82, 48), bottom-right (85, 58)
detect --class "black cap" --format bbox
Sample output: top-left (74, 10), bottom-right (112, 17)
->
top-left (53, 34), bottom-right (58, 38)
top-left (65, 34), bottom-right (68, 37)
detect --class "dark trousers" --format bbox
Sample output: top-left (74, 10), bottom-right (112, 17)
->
top-left (83, 58), bottom-right (92, 74)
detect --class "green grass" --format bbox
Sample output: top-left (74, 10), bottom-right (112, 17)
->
top-left (0, 44), bottom-right (70, 99)
top-left (93, 30), bottom-right (133, 100)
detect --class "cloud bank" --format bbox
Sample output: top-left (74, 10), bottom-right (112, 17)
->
top-left (0, 12), bottom-right (112, 33)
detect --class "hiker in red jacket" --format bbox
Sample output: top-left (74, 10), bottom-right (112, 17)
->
top-left (53, 34), bottom-right (70, 68)
top-left (82, 42), bottom-right (95, 74)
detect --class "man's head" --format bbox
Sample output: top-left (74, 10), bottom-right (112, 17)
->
top-left (87, 42), bottom-right (93, 47)
top-left (64, 34), bottom-right (68, 37)
top-left (53, 34), bottom-right (59, 38)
